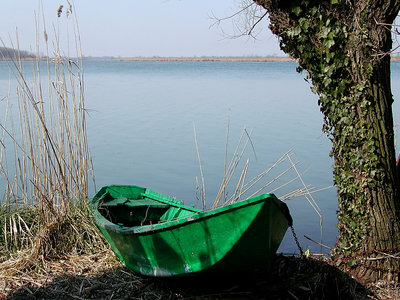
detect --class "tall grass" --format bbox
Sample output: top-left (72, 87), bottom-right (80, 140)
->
top-left (0, 4), bottom-right (101, 258)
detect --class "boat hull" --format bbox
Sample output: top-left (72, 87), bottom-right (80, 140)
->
top-left (92, 185), bottom-right (292, 277)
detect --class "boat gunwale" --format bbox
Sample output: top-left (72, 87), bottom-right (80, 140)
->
top-left (93, 192), bottom-right (290, 235)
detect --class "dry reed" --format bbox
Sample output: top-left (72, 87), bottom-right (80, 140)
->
top-left (193, 120), bottom-right (329, 212)
top-left (0, 2), bottom-right (103, 269)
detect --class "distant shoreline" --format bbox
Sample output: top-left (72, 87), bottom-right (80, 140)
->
top-left (2, 56), bottom-right (400, 62)
top-left (0, 56), bottom-right (295, 62)
top-left (96, 56), bottom-right (296, 62)
top-left (92, 55), bottom-right (400, 62)
top-left (107, 56), bottom-right (400, 62)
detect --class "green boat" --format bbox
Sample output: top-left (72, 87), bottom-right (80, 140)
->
top-left (91, 185), bottom-right (292, 277)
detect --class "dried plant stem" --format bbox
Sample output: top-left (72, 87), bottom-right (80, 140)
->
top-left (245, 161), bottom-right (298, 200)
top-left (227, 158), bottom-right (249, 205)
top-left (222, 117), bottom-right (230, 204)
top-left (286, 154), bottom-right (321, 215)
top-left (266, 166), bottom-right (308, 196)
top-left (286, 153), bottom-right (323, 252)
top-left (193, 123), bottom-right (206, 210)
top-left (231, 149), bottom-right (293, 203)
top-left (213, 127), bottom-right (253, 208)
top-left (281, 185), bottom-right (333, 200)
top-left (0, 4), bottom-right (96, 255)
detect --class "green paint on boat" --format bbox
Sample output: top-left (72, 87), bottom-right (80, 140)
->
top-left (91, 185), bottom-right (292, 277)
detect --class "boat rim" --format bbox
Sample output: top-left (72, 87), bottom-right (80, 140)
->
top-left (92, 192), bottom-right (292, 234)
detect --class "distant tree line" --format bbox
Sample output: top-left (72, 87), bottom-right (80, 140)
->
top-left (0, 47), bottom-right (36, 60)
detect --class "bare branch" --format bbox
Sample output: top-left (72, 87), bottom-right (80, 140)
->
top-left (209, 2), bottom-right (255, 27)
top-left (248, 11), bottom-right (268, 37)
top-left (209, 0), bottom-right (269, 39)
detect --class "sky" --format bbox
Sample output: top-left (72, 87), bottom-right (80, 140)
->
top-left (0, 0), bottom-right (285, 57)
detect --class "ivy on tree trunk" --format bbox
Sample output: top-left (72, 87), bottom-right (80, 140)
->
top-left (255, 0), bottom-right (400, 283)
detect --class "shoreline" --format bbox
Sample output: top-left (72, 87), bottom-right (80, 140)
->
top-left (2, 56), bottom-right (400, 62)
top-left (109, 56), bottom-right (295, 62)
top-left (110, 56), bottom-right (400, 62)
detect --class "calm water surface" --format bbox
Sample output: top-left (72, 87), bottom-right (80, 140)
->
top-left (1, 60), bottom-right (400, 254)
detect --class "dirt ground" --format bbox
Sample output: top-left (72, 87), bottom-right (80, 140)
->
top-left (4, 249), bottom-right (396, 300)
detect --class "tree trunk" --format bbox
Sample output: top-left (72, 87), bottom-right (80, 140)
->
top-left (341, 50), bottom-right (400, 283)
top-left (256, 0), bottom-right (400, 283)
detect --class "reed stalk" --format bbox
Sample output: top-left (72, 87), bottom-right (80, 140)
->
top-left (194, 120), bottom-right (330, 214)
top-left (193, 123), bottom-right (206, 209)
top-left (213, 127), bottom-right (254, 208)
top-left (0, 4), bottom-right (100, 258)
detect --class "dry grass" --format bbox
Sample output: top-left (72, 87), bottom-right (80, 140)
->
top-left (0, 6), bottom-right (107, 299)
top-left (1, 251), bottom-right (385, 300)
top-left (0, 203), bottom-right (109, 299)
top-left (0, 1), bottom-right (94, 255)
top-left (0, 250), bottom-right (118, 299)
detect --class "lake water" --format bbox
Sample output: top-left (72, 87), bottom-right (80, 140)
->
top-left (1, 60), bottom-right (400, 255)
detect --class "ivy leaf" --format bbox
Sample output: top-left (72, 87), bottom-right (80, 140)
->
top-left (288, 26), bottom-right (302, 37)
top-left (324, 39), bottom-right (335, 49)
top-left (310, 7), bottom-right (318, 16)
top-left (320, 26), bottom-right (331, 38)
top-left (331, 0), bottom-right (339, 4)
top-left (292, 6), bottom-right (302, 16)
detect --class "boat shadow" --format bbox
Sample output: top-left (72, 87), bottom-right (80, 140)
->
top-left (6, 255), bottom-right (372, 299)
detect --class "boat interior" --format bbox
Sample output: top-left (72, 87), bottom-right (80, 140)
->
top-left (98, 197), bottom-right (196, 227)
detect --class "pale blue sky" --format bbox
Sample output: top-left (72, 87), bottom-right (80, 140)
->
top-left (0, 0), bottom-right (284, 57)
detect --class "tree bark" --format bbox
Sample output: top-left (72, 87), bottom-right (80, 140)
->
top-left (255, 0), bottom-right (400, 283)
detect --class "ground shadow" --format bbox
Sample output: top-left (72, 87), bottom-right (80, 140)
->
top-left (6, 255), bottom-right (372, 300)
